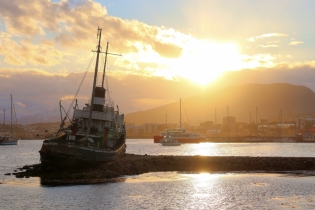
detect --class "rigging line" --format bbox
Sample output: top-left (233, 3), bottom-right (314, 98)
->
top-left (65, 52), bottom-right (96, 117)
top-left (61, 105), bottom-right (72, 123)
top-left (106, 76), bottom-right (111, 100)
top-left (107, 56), bottom-right (119, 72)
top-left (12, 98), bottom-right (19, 136)
top-left (181, 101), bottom-right (192, 131)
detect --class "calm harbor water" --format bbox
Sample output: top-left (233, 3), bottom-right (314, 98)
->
top-left (1, 140), bottom-right (315, 209)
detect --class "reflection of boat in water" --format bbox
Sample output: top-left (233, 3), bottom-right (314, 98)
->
top-left (243, 137), bottom-right (269, 142)
top-left (161, 133), bottom-right (180, 146)
top-left (243, 136), bottom-right (296, 143)
top-left (153, 99), bottom-right (206, 144)
top-left (39, 28), bottom-right (126, 167)
top-left (0, 95), bottom-right (20, 146)
top-left (270, 137), bottom-right (296, 143)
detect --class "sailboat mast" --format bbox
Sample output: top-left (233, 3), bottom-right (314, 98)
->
top-left (227, 106), bottom-right (229, 137)
top-left (180, 98), bottom-right (181, 129)
top-left (256, 107), bottom-right (258, 136)
top-left (3, 109), bottom-right (4, 136)
top-left (215, 109), bottom-right (217, 137)
top-left (88, 27), bottom-right (102, 134)
top-left (11, 94), bottom-right (12, 136)
top-left (249, 111), bottom-right (252, 136)
top-left (166, 114), bottom-right (167, 129)
top-left (280, 109), bottom-right (282, 137)
top-left (101, 42), bottom-right (109, 88)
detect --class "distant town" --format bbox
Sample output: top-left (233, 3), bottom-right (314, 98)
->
top-left (2, 115), bottom-right (315, 140)
top-left (127, 116), bottom-right (313, 139)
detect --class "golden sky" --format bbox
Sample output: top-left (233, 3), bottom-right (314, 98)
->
top-left (1, 0), bottom-right (315, 120)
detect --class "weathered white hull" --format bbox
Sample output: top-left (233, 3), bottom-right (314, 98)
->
top-left (0, 139), bottom-right (20, 145)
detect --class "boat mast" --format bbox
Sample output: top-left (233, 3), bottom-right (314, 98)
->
top-left (166, 114), bottom-right (167, 129)
top-left (227, 106), bottom-right (229, 137)
top-left (180, 98), bottom-right (181, 129)
top-left (101, 42), bottom-right (109, 88)
top-left (249, 111), bottom-right (252, 137)
top-left (3, 109), bottom-right (4, 136)
top-left (280, 109), bottom-right (282, 138)
top-left (88, 27), bottom-right (102, 135)
top-left (59, 100), bottom-right (63, 124)
top-left (256, 107), bottom-right (258, 136)
top-left (214, 109), bottom-right (217, 137)
top-left (10, 94), bottom-right (12, 136)
top-left (100, 42), bottom-right (121, 90)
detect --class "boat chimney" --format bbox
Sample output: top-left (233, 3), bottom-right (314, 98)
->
top-left (93, 87), bottom-right (106, 111)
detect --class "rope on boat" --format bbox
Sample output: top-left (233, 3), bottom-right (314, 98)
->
top-left (11, 95), bottom-right (19, 137)
top-left (55, 52), bottom-right (97, 138)
top-left (65, 52), bottom-right (97, 116)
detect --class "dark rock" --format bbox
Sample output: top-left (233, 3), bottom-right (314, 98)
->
top-left (9, 154), bottom-right (315, 185)
top-left (44, 166), bottom-right (55, 172)
top-left (15, 174), bottom-right (24, 178)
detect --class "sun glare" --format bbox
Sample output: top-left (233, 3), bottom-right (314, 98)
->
top-left (123, 39), bottom-right (251, 86)
top-left (168, 40), bottom-right (245, 86)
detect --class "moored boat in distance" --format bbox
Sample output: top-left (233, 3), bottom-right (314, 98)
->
top-left (153, 98), bottom-right (206, 143)
top-left (161, 133), bottom-right (180, 146)
top-left (0, 95), bottom-right (20, 146)
top-left (0, 137), bottom-right (20, 145)
top-left (154, 128), bottom-right (206, 143)
top-left (39, 27), bottom-right (126, 167)
top-left (296, 132), bottom-right (315, 142)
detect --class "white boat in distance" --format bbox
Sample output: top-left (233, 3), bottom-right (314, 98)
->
top-left (153, 99), bottom-right (206, 143)
top-left (0, 137), bottom-right (20, 145)
top-left (0, 95), bottom-right (20, 146)
top-left (161, 134), bottom-right (181, 146)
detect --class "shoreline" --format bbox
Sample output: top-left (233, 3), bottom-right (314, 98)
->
top-left (9, 154), bottom-right (315, 185)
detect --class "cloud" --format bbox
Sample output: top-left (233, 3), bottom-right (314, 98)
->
top-left (248, 33), bottom-right (288, 42)
top-left (258, 45), bottom-right (279, 48)
top-left (0, 67), bottom-right (204, 118)
top-left (0, 36), bottom-right (67, 66)
top-left (288, 41), bottom-right (304, 46)
top-left (210, 61), bottom-right (315, 92)
top-left (0, 0), bottom-right (189, 74)
top-left (152, 41), bottom-right (182, 58)
top-left (3, 60), bottom-right (315, 122)
top-left (0, 31), bottom-right (11, 38)
top-left (255, 33), bottom-right (288, 39)
top-left (16, 101), bottom-right (26, 108)
top-left (247, 37), bottom-right (255, 42)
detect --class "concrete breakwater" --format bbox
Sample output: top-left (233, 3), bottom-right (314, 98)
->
top-left (12, 154), bottom-right (315, 185)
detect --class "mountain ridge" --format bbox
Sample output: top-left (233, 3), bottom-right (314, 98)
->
top-left (125, 83), bottom-right (315, 125)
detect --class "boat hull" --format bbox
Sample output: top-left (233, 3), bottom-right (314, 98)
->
top-left (154, 135), bottom-right (206, 143)
top-left (39, 140), bottom-right (126, 167)
top-left (0, 139), bottom-right (20, 145)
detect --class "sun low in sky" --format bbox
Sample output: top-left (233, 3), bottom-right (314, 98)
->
top-left (1, 0), bottom-right (315, 116)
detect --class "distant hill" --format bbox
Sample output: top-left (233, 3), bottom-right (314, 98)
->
top-left (125, 83), bottom-right (315, 126)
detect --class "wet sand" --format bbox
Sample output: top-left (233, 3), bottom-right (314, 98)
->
top-left (10, 154), bottom-right (315, 185)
